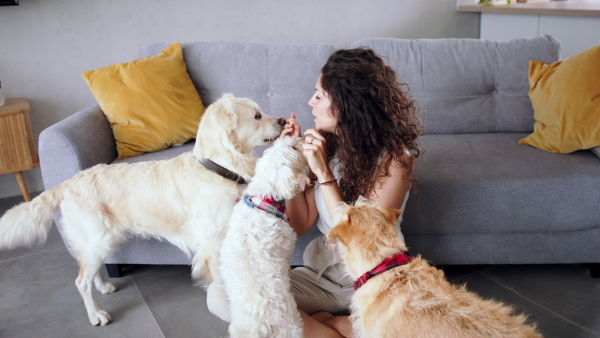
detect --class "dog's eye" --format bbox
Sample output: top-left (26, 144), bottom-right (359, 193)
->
top-left (254, 113), bottom-right (262, 120)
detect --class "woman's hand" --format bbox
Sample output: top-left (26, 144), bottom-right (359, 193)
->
top-left (281, 112), bottom-right (301, 138)
top-left (303, 129), bottom-right (334, 182)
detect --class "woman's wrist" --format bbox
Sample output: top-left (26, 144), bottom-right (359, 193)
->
top-left (318, 179), bottom-right (337, 186)
top-left (316, 171), bottom-right (336, 184)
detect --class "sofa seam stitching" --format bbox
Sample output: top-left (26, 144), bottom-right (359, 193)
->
top-left (493, 41), bottom-right (499, 133)
top-left (266, 44), bottom-right (272, 113)
top-left (419, 41), bottom-right (425, 98)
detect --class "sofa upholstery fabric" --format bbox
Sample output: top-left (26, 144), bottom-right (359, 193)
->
top-left (351, 35), bottom-right (561, 134)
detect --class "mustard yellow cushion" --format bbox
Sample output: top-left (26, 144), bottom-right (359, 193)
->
top-left (82, 42), bottom-right (205, 159)
top-left (518, 44), bottom-right (600, 153)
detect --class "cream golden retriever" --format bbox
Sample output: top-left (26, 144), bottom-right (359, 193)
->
top-left (328, 198), bottom-right (541, 338)
top-left (0, 93), bottom-right (285, 326)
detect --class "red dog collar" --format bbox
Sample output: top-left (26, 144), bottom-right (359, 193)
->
top-left (353, 251), bottom-right (412, 290)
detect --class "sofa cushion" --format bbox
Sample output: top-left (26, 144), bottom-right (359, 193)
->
top-left (402, 133), bottom-right (600, 235)
top-left (82, 42), bottom-right (205, 159)
top-left (518, 43), bottom-right (600, 153)
top-left (98, 41), bottom-right (337, 266)
top-left (111, 142), bottom-right (195, 165)
top-left (405, 227), bottom-right (600, 265)
top-left (351, 35), bottom-right (561, 134)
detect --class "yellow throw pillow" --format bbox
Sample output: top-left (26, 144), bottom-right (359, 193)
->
top-left (82, 42), bottom-right (205, 159)
top-left (518, 44), bottom-right (600, 153)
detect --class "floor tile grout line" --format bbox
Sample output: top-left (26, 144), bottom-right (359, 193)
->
top-left (442, 265), bottom-right (492, 283)
top-left (478, 271), bottom-right (600, 336)
top-left (129, 274), bottom-right (167, 338)
top-left (0, 246), bottom-right (68, 264)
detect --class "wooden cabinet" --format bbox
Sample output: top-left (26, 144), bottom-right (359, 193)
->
top-left (0, 98), bottom-right (39, 201)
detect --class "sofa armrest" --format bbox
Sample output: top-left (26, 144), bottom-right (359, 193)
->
top-left (39, 104), bottom-right (117, 190)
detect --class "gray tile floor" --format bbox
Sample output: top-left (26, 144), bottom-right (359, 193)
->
top-left (1, 193), bottom-right (599, 338)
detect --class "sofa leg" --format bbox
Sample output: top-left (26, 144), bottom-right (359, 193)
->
top-left (588, 264), bottom-right (600, 278)
top-left (106, 264), bottom-right (125, 278)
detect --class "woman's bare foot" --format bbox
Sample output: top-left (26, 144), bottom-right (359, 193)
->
top-left (299, 310), bottom-right (343, 338)
top-left (311, 310), bottom-right (336, 323)
top-left (310, 311), bottom-right (353, 337)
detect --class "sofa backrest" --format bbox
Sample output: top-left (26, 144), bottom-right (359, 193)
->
top-left (137, 41), bottom-right (336, 130)
top-left (351, 35), bottom-right (561, 134)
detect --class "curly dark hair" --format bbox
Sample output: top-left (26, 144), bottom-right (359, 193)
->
top-left (320, 47), bottom-right (424, 203)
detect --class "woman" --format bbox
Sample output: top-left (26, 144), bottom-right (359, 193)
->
top-left (206, 47), bottom-right (423, 337)
top-left (283, 47), bottom-right (423, 337)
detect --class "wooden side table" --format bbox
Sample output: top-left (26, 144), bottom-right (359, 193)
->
top-left (0, 98), bottom-right (40, 201)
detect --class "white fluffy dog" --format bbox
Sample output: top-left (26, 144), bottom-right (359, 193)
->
top-left (0, 93), bottom-right (285, 326)
top-left (220, 136), bottom-right (310, 338)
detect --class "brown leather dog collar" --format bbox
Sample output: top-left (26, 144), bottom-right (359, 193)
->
top-left (198, 158), bottom-right (247, 185)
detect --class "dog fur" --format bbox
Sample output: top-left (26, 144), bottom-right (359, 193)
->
top-left (327, 198), bottom-right (542, 338)
top-left (220, 136), bottom-right (309, 338)
top-left (0, 93), bottom-right (285, 326)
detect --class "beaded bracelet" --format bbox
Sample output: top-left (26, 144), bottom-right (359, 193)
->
top-left (318, 179), bottom-right (337, 186)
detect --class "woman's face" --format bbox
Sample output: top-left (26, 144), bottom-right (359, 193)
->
top-left (308, 75), bottom-right (337, 133)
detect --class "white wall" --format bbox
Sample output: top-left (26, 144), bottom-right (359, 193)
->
top-left (480, 13), bottom-right (600, 59)
top-left (0, 0), bottom-right (479, 198)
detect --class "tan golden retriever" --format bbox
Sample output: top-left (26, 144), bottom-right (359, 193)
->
top-left (0, 93), bottom-right (285, 326)
top-left (327, 198), bottom-right (541, 338)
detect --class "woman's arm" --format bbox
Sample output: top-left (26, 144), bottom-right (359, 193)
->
top-left (368, 152), bottom-right (413, 210)
top-left (287, 181), bottom-right (319, 236)
top-left (281, 113), bottom-right (320, 236)
top-left (303, 129), bottom-right (346, 223)
top-left (295, 150), bottom-right (411, 235)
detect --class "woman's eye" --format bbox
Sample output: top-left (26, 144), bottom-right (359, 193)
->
top-left (315, 96), bottom-right (320, 100)
top-left (254, 113), bottom-right (262, 120)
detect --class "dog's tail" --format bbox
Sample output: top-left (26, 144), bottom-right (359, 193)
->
top-left (0, 186), bottom-right (63, 250)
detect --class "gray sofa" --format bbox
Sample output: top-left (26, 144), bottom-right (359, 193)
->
top-left (39, 35), bottom-right (600, 278)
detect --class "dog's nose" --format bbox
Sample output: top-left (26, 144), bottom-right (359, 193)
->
top-left (277, 118), bottom-right (286, 126)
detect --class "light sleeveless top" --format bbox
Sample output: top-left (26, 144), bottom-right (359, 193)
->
top-left (314, 158), bottom-right (409, 241)
top-left (305, 157), bottom-right (410, 280)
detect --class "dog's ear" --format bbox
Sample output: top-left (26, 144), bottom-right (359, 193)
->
top-left (379, 207), bottom-right (402, 225)
top-left (293, 171), bottom-right (311, 193)
top-left (217, 93), bottom-right (237, 124)
top-left (331, 202), bottom-right (350, 227)
top-left (327, 213), bottom-right (351, 245)
top-left (326, 225), bottom-right (341, 244)
top-left (216, 96), bottom-right (243, 152)
top-left (221, 92), bottom-right (235, 103)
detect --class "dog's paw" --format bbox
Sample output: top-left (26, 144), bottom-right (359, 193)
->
top-left (89, 310), bottom-right (112, 326)
top-left (97, 281), bottom-right (118, 294)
